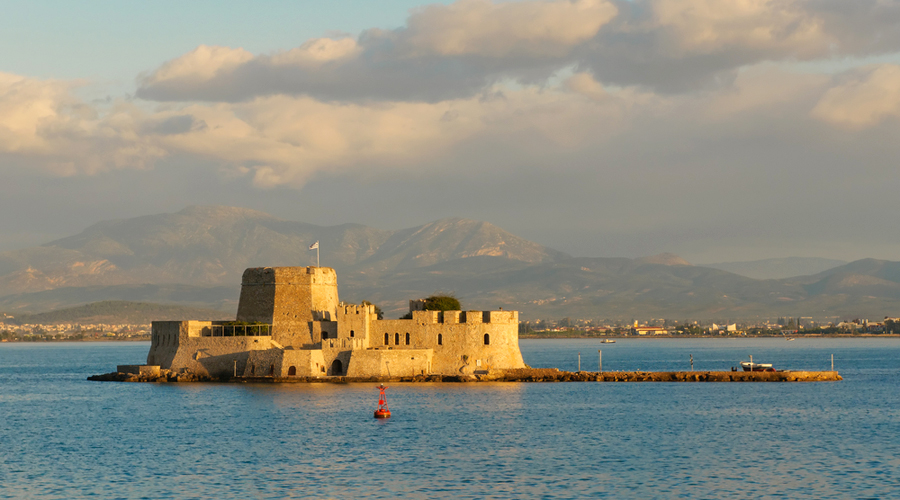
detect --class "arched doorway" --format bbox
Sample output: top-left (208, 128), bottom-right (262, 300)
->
top-left (330, 359), bottom-right (343, 376)
top-left (288, 366), bottom-right (297, 376)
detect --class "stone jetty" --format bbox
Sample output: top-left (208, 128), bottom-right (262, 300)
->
top-left (89, 367), bottom-right (841, 383)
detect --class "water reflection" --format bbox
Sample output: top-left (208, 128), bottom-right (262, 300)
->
top-left (1, 339), bottom-right (898, 499)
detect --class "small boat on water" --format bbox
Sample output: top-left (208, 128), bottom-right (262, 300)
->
top-left (600, 339), bottom-right (616, 343)
top-left (740, 361), bottom-right (775, 372)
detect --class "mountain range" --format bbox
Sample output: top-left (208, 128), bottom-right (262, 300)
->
top-left (700, 257), bottom-right (849, 280)
top-left (1, 206), bottom-right (898, 322)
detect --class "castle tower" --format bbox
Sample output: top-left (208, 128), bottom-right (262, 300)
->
top-left (235, 267), bottom-right (339, 346)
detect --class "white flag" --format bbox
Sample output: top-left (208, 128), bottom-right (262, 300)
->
top-left (309, 241), bottom-right (319, 250)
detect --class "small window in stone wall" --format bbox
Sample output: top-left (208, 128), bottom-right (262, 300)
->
top-left (484, 333), bottom-right (490, 345)
top-left (250, 363), bottom-right (255, 375)
top-left (350, 330), bottom-right (355, 338)
top-left (395, 333), bottom-right (400, 345)
top-left (384, 333), bottom-right (389, 345)
top-left (405, 333), bottom-right (410, 345)
top-left (438, 333), bottom-right (443, 345)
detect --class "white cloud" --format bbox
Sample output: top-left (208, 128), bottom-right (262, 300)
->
top-left (151, 96), bottom-right (488, 186)
top-left (812, 64), bottom-right (900, 128)
top-left (565, 72), bottom-right (607, 100)
top-left (0, 73), bottom-right (81, 152)
top-left (0, 73), bottom-right (164, 175)
top-left (269, 38), bottom-right (361, 66)
top-left (650, 0), bottom-right (829, 57)
top-left (139, 45), bottom-right (254, 90)
top-left (401, 0), bottom-right (617, 57)
top-left (8, 60), bottom-right (900, 187)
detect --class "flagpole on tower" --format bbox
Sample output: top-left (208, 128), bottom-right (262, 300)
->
top-left (309, 240), bottom-right (320, 267)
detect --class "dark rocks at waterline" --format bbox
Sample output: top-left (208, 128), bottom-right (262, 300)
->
top-left (87, 370), bottom-right (213, 383)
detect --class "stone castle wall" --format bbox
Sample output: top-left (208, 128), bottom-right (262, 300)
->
top-left (149, 320), bottom-right (277, 378)
top-left (368, 310), bottom-right (525, 374)
top-left (243, 348), bottom-right (326, 377)
top-left (345, 349), bottom-right (432, 377)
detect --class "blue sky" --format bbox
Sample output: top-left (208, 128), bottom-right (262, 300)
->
top-left (2, 0), bottom-right (900, 263)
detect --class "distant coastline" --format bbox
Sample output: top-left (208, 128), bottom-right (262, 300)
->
top-left (3, 334), bottom-right (898, 343)
top-left (519, 333), bottom-right (900, 339)
top-left (1, 336), bottom-right (150, 343)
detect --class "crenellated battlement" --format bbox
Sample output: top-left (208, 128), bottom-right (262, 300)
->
top-left (338, 302), bottom-right (375, 316)
top-left (410, 310), bottom-right (517, 325)
top-left (241, 266), bottom-right (337, 286)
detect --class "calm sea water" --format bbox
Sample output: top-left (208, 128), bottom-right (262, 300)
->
top-left (1, 338), bottom-right (898, 499)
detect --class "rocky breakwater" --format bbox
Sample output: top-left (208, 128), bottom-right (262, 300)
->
top-left (88, 367), bottom-right (842, 383)
top-left (494, 368), bottom-right (842, 382)
top-left (88, 365), bottom-right (214, 383)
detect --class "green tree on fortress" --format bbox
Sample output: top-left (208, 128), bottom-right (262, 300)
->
top-left (400, 295), bottom-right (461, 319)
top-left (423, 295), bottom-right (461, 311)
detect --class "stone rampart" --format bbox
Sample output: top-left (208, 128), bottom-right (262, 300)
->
top-left (231, 348), bottom-right (330, 378)
top-left (345, 349), bottom-right (432, 377)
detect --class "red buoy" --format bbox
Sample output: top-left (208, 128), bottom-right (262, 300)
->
top-left (374, 384), bottom-right (391, 419)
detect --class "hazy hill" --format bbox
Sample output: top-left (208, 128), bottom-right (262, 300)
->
top-left (348, 256), bottom-right (804, 319)
top-left (9, 301), bottom-right (230, 325)
top-left (702, 257), bottom-right (848, 280)
top-left (0, 284), bottom-right (237, 314)
top-left (352, 218), bottom-right (566, 274)
top-left (0, 206), bottom-right (391, 294)
top-left (2, 206), bottom-right (900, 322)
top-left (0, 207), bottom-right (564, 297)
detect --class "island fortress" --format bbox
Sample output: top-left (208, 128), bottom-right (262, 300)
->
top-left (146, 266), bottom-right (526, 378)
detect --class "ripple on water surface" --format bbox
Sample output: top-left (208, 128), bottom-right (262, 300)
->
top-left (1, 339), bottom-right (899, 499)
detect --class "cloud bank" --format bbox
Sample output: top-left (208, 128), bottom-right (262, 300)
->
top-left (3, 0), bottom-right (900, 260)
top-left (0, 73), bottom-right (164, 176)
top-left (135, 0), bottom-right (900, 102)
